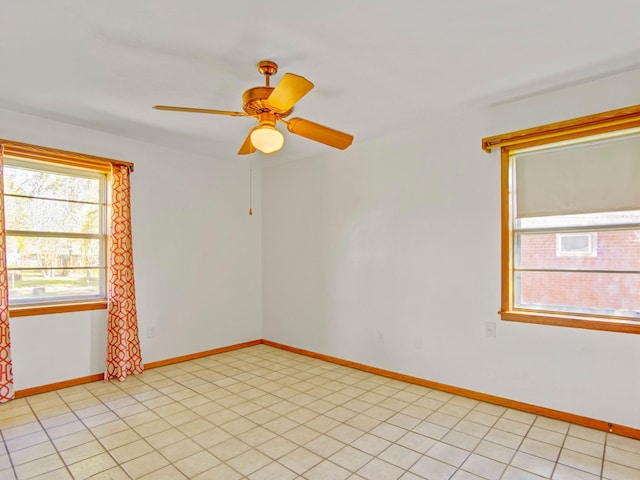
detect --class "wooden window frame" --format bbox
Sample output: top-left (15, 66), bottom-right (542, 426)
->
top-left (482, 105), bottom-right (640, 334)
top-left (1, 139), bottom-right (133, 317)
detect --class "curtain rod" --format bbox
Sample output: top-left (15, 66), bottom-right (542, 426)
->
top-left (0, 138), bottom-right (134, 172)
top-left (482, 104), bottom-right (640, 153)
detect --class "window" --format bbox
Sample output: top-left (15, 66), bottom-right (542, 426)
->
top-left (555, 232), bottom-right (597, 257)
top-left (4, 158), bottom-right (107, 307)
top-left (1, 138), bottom-right (133, 317)
top-left (482, 105), bottom-right (640, 333)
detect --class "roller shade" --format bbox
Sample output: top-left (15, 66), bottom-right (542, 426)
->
top-left (514, 134), bottom-right (640, 218)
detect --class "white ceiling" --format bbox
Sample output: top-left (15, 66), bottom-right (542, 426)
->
top-left (3, 1), bottom-right (640, 164)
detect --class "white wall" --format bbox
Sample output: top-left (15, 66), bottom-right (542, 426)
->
top-left (1, 108), bottom-right (262, 390)
top-left (261, 69), bottom-right (640, 429)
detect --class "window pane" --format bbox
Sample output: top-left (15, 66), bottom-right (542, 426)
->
top-left (6, 236), bottom-right (104, 270)
top-left (514, 135), bottom-right (640, 217)
top-left (4, 196), bottom-right (100, 233)
top-left (516, 229), bottom-right (640, 270)
top-left (515, 271), bottom-right (640, 317)
top-left (7, 268), bottom-right (104, 304)
top-left (4, 165), bottom-right (101, 203)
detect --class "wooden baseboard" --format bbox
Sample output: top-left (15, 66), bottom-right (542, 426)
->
top-left (13, 339), bottom-right (262, 398)
top-left (13, 338), bottom-right (640, 441)
top-left (262, 339), bottom-right (640, 440)
top-left (144, 339), bottom-right (262, 369)
top-left (14, 373), bottom-right (104, 398)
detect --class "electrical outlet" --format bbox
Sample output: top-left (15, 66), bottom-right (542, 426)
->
top-left (485, 321), bottom-right (496, 338)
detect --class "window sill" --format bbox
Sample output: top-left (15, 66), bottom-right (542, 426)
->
top-left (499, 310), bottom-right (640, 334)
top-left (10, 301), bottom-right (107, 317)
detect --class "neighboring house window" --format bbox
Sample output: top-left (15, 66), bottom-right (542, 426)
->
top-left (482, 105), bottom-right (640, 333)
top-left (4, 158), bottom-right (107, 308)
top-left (555, 232), bottom-right (597, 257)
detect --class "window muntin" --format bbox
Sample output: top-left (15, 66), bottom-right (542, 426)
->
top-left (4, 158), bottom-right (107, 307)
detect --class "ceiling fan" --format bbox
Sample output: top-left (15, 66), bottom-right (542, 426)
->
top-left (153, 60), bottom-right (354, 155)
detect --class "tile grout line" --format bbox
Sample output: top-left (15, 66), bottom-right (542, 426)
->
top-left (551, 435), bottom-right (567, 479)
top-left (508, 415), bottom-right (569, 478)
top-left (600, 431), bottom-right (608, 480)
top-left (54, 385), bottom-right (136, 479)
top-left (127, 365), bottom-right (249, 478)
top-left (0, 414), bottom-right (19, 479)
top-left (537, 417), bottom-right (567, 480)
top-left (141, 352), bottom-right (320, 478)
top-left (23, 391), bottom-right (76, 480)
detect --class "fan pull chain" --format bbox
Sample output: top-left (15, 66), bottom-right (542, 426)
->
top-left (248, 157), bottom-right (253, 216)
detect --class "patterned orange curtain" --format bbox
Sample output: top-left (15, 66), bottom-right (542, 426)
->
top-left (0, 145), bottom-right (14, 401)
top-left (105, 164), bottom-right (143, 381)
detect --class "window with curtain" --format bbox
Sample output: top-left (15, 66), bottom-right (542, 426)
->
top-left (482, 105), bottom-right (640, 333)
top-left (0, 140), bottom-right (142, 398)
top-left (0, 140), bottom-right (134, 318)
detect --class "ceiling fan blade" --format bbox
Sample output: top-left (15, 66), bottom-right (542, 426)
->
top-left (153, 105), bottom-right (248, 116)
top-left (266, 73), bottom-right (314, 113)
top-left (286, 118), bottom-right (353, 150)
top-left (237, 129), bottom-right (256, 155)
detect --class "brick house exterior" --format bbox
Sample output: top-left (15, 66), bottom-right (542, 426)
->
top-left (519, 230), bottom-right (640, 312)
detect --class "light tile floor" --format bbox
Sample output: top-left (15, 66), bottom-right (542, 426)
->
top-left (0, 344), bottom-right (639, 479)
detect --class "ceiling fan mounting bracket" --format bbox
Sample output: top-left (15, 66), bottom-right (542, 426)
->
top-left (257, 60), bottom-right (278, 81)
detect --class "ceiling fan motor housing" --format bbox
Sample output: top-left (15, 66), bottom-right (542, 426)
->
top-left (242, 86), bottom-right (293, 117)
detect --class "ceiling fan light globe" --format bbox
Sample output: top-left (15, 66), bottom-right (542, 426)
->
top-left (250, 126), bottom-right (284, 153)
